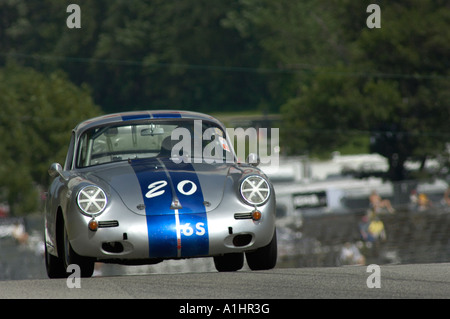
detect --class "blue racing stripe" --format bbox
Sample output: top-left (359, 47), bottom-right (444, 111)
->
top-left (152, 112), bottom-right (182, 118)
top-left (130, 158), bottom-right (209, 258)
top-left (122, 113), bottom-right (151, 121)
top-left (164, 160), bottom-right (209, 257)
top-left (130, 158), bottom-right (177, 258)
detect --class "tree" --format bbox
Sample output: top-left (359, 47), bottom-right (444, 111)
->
top-left (0, 65), bottom-right (102, 215)
top-left (88, 0), bottom-right (270, 112)
top-left (281, 1), bottom-right (450, 180)
top-left (222, 0), bottom-right (348, 111)
top-left (281, 65), bottom-right (366, 157)
top-left (358, 0), bottom-right (450, 180)
top-left (1, 0), bottom-right (274, 113)
top-left (2, 0), bottom-right (449, 183)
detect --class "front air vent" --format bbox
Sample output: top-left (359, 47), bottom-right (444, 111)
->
top-left (234, 213), bottom-right (253, 220)
top-left (98, 220), bottom-right (119, 228)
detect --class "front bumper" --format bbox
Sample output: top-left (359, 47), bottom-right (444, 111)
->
top-left (66, 197), bottom-right (276, 262)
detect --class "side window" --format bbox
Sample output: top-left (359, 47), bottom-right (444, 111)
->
top-left (63, 132), bottom-right (76, 170)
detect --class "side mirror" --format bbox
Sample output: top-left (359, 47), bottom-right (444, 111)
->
top-left (246, 153), bottom-right (260, 167)
top-left (48, 163), bottom-right (64, 178)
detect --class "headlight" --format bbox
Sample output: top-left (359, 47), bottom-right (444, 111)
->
top-left (77, 185), bottom-right (107, 216)
top-left (240, 175), bottom-right (270, 206)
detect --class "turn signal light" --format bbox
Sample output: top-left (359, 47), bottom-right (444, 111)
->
top-left (88, 218), bottom-right (99, 231)
top-left (252, 210), bottom-right (262, 221)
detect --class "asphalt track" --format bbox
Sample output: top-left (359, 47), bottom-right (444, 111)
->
top-left (0, 263), bottom-right (448, 299)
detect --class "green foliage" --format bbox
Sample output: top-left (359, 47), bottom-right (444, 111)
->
top-left (0, 0), bottom-right (448, 185)
top-left (280, 1), bottom-right (450, 179)
top-left (281, 65), bottom-right (371, 157)
top-left (0, 65), bottom-right (102, 215)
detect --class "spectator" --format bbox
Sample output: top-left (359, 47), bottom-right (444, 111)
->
top-left (417, 193), bottom-right (432, 211)
top-left (12, 221), bottom-right (28, 244)
top-left (369, 190), bottom-right (395, 214)
top-left (359, 211), bottom-right (387, 243)
top-left (367, 216), bottom-right (386, 241)
top-left (443, 187), bottom-right (450, 206)
top-left (339, 242), bottom-right (366, 266)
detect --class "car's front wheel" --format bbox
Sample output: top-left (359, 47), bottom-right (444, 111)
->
top-left (213, 253), bottom-right (244, 272)
top-left (45, 236), bottom-right (66, 278)
top-left (245, 229), bottom-right (277, 270)
top-left (62, 223), bottom-right (95, 278)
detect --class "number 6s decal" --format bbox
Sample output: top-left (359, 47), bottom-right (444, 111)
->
top-left (180, 222), bottom-right (206, 236)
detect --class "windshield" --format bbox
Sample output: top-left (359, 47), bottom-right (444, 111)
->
top-left (76, 119), bottom-right (233, 168)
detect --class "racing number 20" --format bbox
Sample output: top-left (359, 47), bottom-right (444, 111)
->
top-left (146, 180), bottom-right (198, 199)
top-left (146, 180), bottom-right (207, 237)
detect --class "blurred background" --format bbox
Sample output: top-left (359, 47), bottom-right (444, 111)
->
top-left (0, 0), bottom-right (449, 280)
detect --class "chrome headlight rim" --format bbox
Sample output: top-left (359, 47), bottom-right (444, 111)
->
top-left (240, 175), bottom-right (271, 206)
top-left (76, 185), bottom-right (108, 216)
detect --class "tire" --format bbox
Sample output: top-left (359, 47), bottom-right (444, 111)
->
top-left (62, 223), bottom-right (95, 278)
top-left (44, 238), bottom-right (66, 279)
top-left (246, 229), bottom-right (277, 271)
top-left (213, 253), bottom-right (244, 272)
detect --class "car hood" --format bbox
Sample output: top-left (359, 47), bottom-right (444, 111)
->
top-left (82, 158), bottom-right (239, 215)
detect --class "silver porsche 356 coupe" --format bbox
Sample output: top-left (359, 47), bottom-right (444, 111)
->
top-left (44, 110), bottom-right (277, 278)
